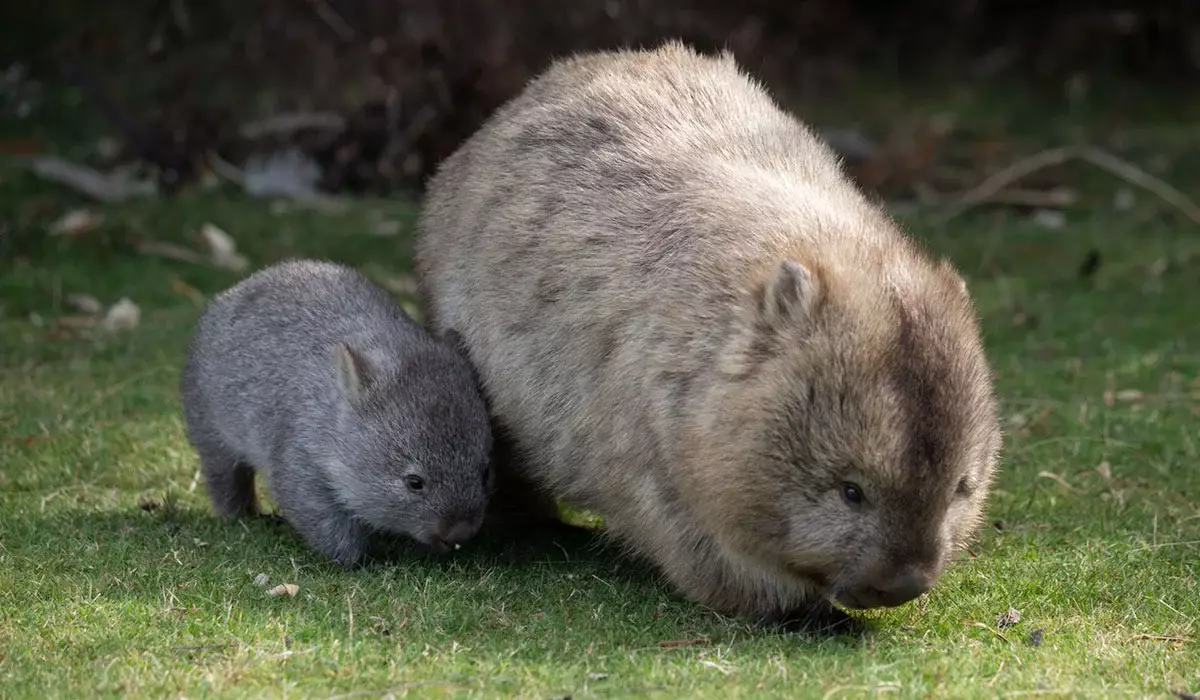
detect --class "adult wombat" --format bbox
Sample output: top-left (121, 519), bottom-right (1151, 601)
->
top-left (415, 43), bottom-right (1002, 623)
top-left (180, 259), bottom-right (493, 566)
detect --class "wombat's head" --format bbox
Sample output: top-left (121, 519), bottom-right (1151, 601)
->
top-left (326, 337), bottom-right (493, 552)
top-left (685, 253), bottom-right (1001, 612)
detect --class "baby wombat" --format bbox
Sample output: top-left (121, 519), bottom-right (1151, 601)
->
top-left (179, 259), bottom-right (493, 566)
top-left (414, 42), bottom-right (1002, 623)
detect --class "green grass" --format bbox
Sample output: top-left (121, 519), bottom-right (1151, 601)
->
top-left (2, 91), bottom-right (1199, 699)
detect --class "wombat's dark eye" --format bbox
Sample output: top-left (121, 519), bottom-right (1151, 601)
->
top-left (956, 477), bottom-right (971, 497)
top-left (842, 482), bottom-right (864, 506)
top-left (405, 475), bottom-right (425, 491)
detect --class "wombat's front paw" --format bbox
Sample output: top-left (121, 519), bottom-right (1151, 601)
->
top-left (776, 600), bottom-right (864, 637)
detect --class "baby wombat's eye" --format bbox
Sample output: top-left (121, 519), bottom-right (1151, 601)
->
top-left (405, 475), bottom-right (425, 492)
top-left (841, 482), bottom-right (865, 507)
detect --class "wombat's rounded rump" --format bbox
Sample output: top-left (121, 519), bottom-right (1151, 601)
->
top-left (415, 43), bottom-right (1002, 621)
top-left (180, 259), bottom-right (493, 566)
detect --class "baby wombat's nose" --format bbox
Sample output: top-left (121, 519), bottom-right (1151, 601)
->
top-left (433, 515), bottom-right (482, 550)
top-left (851, 569), bottom-right (933, 608)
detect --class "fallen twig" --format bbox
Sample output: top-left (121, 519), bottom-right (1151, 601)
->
top-left (967, 621), bottom-right (1011, 643)
top-left (939, 147), bottom-right (1074, 220)
top-left (939, 145), bottom-right (1200, 224)
top-left (305, 0), bottom-right (355, 41)
top-left (135, 240), bottom-right (209, 265)
top-left (1036, 470), bottom-right (1078, 493)
top-left (982, 187), bottom-right (1078, 208)
top-left (239, 112), bottom-right (346, 140)
top-left (15, 155), bottom-right (156, 202)
top-left (657, 636), bottom-right (711, 648)
top-left (1127, 633), bottom-right (1192, 643)
top-left (1076, 146), bottom-right (1200, 224)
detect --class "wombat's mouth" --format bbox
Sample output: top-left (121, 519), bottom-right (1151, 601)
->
top-left (417, 536), bottom-right (457, 555)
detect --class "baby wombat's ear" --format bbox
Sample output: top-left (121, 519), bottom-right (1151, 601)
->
top-left (334, 342), bottom-right (374, 407)
top-left (440, 328), bottom-right (470, 359)
top-left (759, 259), bottom-right (821, 328)
top-left (439, 328), bottom-right (485, 387)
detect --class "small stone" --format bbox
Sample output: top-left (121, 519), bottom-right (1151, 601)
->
top-left (267, 583), bottom-right (299, 597)
top-left (48, 209), bottom-right (103, 236)
top-left (996, 607), bottom-right (1021, 628)
top-left (1031, 209), bottom-right (1066, 230)
top-left (253, 573), bottom-right (269, 587)
top-left (66, 293), bottom-right (103, 315)
top-left (102, 298), bottom-right (141, 332)
top-left (1029, 628), bottom-right (1044, 647)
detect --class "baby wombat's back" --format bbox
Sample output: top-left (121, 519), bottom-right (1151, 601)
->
top-left (183, 260), bottom-right (435, 462)
top-left (416, 43), bottom-right (1001, 621)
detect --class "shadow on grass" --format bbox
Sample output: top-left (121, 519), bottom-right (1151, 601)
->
top-left (3, 498), bottom-right (874, 650)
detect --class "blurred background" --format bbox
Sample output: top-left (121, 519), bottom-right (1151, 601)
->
top-left (2, 0), bottom-right (1197, 206)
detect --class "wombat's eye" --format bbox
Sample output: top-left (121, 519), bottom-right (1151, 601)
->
top-left (956, 477), bottom-right (971, 497)
top-left (841, 482), bottom-right (865, 507)
top-left (405, 475), bottom-right (425, 492)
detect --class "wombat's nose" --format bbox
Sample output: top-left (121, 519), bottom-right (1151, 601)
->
top-left (846, 569), bottom-right (933, 608)
top-left (433, 516), bottom-right (482, 550)
top-left (869, 569), bottom-right (932, 607)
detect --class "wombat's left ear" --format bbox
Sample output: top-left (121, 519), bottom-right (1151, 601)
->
top-left (334, 342), bottom-right (373, 407)
top-left (760, 259), bottom-right (821, 327)
top-left (936, 258), bottom-right (970, 299)
top-left (441, 328), bottom-right (470, 358)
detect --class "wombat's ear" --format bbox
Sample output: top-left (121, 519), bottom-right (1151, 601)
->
top-left (441, 328), bottom-right (470, 359)
top-left (760, 259), bottom-right (820, 327)
top-left (334, 342), bottom-right (373, 406)
top-left (935, 258), bottom-right (970, 299)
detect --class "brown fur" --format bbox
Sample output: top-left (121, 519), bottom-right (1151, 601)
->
top-left (414, 42), bottom-right (1002, 622)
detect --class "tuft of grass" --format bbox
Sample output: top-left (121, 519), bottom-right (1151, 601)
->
top-left (2, 89), bottom-right (1198, 699)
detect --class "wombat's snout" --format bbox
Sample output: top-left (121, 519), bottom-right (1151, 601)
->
top-left (429, 513), bottom-right (483, 552)
top-left (840, 568), bottom-right (934, 609)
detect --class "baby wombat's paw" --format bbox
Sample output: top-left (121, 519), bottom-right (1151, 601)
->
top-left (775, 600), bottom-right (865, 637)
top-left (300, 513), bottom-right (370, 569)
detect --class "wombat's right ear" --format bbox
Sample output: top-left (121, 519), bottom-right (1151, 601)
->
top-left (760, 259), bottom-right (821, 327)
top-left (334, 342), bottom-right (373, 407)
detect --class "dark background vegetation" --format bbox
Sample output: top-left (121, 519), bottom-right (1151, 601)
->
top-left (3, 0), bottom-right (1197, 199)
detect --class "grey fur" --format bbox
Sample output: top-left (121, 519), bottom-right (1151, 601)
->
top-left (414, 42), bottom-right (1002, 623)
top-left (180, 259), bottom-right (493, 566)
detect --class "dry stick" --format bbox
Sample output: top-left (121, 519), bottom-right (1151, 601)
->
top-left (982, 187), bottom-right (1078, 208)
top-left (305, 0), bottom-right (355, 41)
top-left (938, 147), bottom-right (1075, 221)
top-left (1127, 633), bottom-right (1193, 643)
top-left (1077, 146), bottom-right (1200, 224)
top-left (939, 145), bottom-right (1200, 225)
top-left (239, 112), bottom-right (346, 140)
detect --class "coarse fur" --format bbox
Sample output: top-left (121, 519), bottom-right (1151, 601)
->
top-left (180, 259), bottom-right (494, 566)
top-left (414, 42), bottom-right (1002, 623)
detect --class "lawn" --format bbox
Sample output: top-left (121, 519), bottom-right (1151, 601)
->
top-left (1, 78), bottom-right (1198, 699)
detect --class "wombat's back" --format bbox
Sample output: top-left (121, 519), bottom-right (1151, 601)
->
top-left (415, 43), bottom-right (911, 501)
top-left (181, 260), bottom-right (425, 465)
